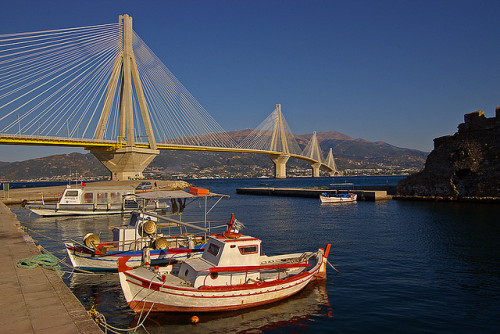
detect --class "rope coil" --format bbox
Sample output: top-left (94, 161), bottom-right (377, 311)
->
top-left (17, 254), bottom-right (63, 276)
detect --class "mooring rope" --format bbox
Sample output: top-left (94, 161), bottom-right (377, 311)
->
top-left (88, 304), bottom-right (151, 334)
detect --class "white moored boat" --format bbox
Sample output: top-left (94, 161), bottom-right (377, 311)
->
top-left (118, 215), bottom-right (331, 313)
top-left (319, 183), bottom-right (357, 203)
top-left (319, 192), bottom-right (357, 203)
top-left (24, 185), bottom-right (139, 216)
top-left (65, 189), bottom-right (228, 271)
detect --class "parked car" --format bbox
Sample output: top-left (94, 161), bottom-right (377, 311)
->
top-left (136, 181), bottom-right (152, 190)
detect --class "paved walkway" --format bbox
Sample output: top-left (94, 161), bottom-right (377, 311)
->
top-left (0, 202), bottom-right (102, 333)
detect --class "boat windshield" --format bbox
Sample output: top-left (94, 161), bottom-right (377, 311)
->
top-left (129, 213), bottom-right (138, 226)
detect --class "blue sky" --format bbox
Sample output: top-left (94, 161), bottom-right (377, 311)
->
top-left (1, 0), bottom-right (500, 161)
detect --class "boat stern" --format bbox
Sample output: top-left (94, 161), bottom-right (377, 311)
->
top-left (314, 243), bottom-right (331, 280)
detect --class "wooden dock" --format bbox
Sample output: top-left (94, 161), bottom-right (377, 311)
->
top-left (236, 187), bottom-right (392, 201)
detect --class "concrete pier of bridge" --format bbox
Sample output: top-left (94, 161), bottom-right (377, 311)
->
top-left (270, 154), bottom-right (290, 179)
top-left (91, 147), bottom-right (159, 180)
top-left (311, 162), bottom-right (321, 178)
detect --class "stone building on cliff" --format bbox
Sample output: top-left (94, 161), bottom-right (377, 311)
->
top-left (397, 108), bottom-right (500, 199)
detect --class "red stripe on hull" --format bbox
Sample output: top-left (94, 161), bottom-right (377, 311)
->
top-left (126, 266), bottom-right (317, 293)
top-left (126, 271), bottom-right (312, 299)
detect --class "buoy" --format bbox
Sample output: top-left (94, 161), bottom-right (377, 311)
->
top-left (191, 315), bottom-right (199, 324)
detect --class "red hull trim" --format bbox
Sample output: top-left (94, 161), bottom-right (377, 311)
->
top-left (125, 264), bottom-right (319, 293)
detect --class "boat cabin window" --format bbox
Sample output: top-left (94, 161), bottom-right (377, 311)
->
top-left (84, 193), bottom-right (93, 203)
top-left (109, 192), bottom-right (120, 203)
top-left (97, 192), bottom-right (108, 203)
top-left (65, 191), bottom-right (79, 197)
top-left (207, 243), bottom-right (220, 256)
top-left (238, 245), bottom-right (258, 255)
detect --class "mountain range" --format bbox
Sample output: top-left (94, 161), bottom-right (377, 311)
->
top-left (0, 130), bottom-right (428, 180)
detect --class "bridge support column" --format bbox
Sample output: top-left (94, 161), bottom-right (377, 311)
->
top-left (329, 170), bottom-right (341, 177)
top-left (91, 147), bottom-right (159, 180)
top-left (269, 154), bottom-right (290, 179)
top-left (311, 162), bottom-right (321, 178)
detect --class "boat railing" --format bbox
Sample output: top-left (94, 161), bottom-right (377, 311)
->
top-left (81, 233), bottom-right (206, 254)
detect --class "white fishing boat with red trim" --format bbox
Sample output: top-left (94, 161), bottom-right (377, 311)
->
top-left (118, 214), bottom-right (331, 313)
top-left (320, 183), bottom-right (357, 203)
top-left (65, 189), bottom-right (228, 271)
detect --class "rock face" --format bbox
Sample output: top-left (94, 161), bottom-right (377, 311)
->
top-left (397, 109), bottom-right (500, 199)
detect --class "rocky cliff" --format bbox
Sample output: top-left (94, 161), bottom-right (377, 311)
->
top-left (397, 108), bottom-right (500, 199)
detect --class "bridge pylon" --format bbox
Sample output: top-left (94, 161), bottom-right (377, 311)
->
top-left (302, 131), bottom-right (324, 177)
top-left (326, 148), bottom-right (341, 176)
top-left (91, 14), bottom-right (159, 180)
top-left (268, 104), bottom-right (291, 178)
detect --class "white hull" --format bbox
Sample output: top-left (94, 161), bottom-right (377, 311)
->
top-left (29, 208), bottom-right (128, 216)
top-left (65, 242), bottom-right (201, 271)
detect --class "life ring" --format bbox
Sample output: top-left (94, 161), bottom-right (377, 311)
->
top-left (223, 231), bottom-right (241, 239)
top-left (256, 281), bottom-right (263, 286)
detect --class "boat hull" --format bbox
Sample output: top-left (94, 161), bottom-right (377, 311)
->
top-left (29, 208), bottom-right (129, 216)
top-left (119, 252), bottom-right (324, 313)
top-left (65, 243), bottom-right (203, 271)
top-left (319, 194), bottom-right (357, 203)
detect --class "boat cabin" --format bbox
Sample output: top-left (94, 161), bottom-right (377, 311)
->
top-left (59, 186), bottom-right (135, 205)
top-left (178, 234), bottom-right (262, 288)
top-left (113, 211), bottom-right (160, 251)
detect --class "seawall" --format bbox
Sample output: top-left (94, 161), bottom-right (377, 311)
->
top-left (236, 187), bottom-right (392, 201)
top-left (0, 201), bottom-right (102, 333)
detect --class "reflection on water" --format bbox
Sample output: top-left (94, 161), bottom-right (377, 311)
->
top-left (66, 272), bottom-right (333, 333)
top-left (68, 272), bottom-right (134, 324)
top-left (129, 280), bottom-right (332, 334)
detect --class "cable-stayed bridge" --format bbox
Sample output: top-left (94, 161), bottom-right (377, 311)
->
top-left (0, 14), bottom-right (339, 180)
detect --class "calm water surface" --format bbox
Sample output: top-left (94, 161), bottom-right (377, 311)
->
top-left (12, 176), bottom-right (500, 333)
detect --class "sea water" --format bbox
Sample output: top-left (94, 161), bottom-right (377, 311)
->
top-left (12, 176), bottom-right (500, 333)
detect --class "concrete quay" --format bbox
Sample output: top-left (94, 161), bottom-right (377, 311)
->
top-left (236, 187), bottom-right (392, 201)
top-left (0, 201), bottom-right (103, 333)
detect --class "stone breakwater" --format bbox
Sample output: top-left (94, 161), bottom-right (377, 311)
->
top-left (397, 108), bottom-right (500, 201)
top-left (1, 180), bottom-right (192, 205)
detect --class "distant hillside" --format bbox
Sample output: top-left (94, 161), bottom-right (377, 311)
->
top-left (304, 131), bottom-right (428, 169)
top-left (0, 153), bottom-right (108, 181)
top-left (0, 130), bottom-right (428, 180)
